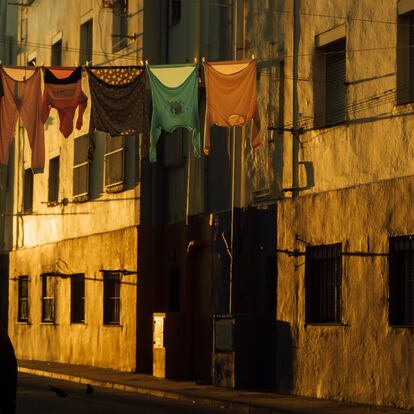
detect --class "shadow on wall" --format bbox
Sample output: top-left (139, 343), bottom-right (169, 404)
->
top-left (275, 320), bottom-right (294, 393)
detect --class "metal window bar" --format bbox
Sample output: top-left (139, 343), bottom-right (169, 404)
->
top-left (306, 244), bottom-right (342, 324)
top-left (104, 273), bottom-right (120, 324)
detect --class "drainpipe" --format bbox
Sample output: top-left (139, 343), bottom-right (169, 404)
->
top-left (292, 0), bottom-right (300, 198)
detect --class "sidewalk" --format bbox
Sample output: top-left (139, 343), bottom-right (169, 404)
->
top-left (18, 360), bottom-right (412, 414)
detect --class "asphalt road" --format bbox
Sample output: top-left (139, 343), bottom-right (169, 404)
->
top-left (16, 373), bottom-right (241, 414)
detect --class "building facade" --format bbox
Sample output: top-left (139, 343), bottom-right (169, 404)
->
top-left (8, 0), bottom-right (143, 371)
top-left (6, 0), bottom-right (414, 410)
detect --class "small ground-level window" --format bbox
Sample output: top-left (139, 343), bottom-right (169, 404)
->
top-left (18, 276), bottom-right (29, 322)
top-left (305, 243), bottom-right (342, 324)
top-left (103, 272), bottom-right (120, 325)
top-left (71, 274), bottom-right (85, 324)
top-left (389, 236), bottom-right (414, 326)
top-left (41, 275), bottom-right (55, 323)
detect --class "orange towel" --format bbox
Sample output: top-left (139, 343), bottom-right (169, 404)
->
top-left (203, 59), bottom-right (261, 155)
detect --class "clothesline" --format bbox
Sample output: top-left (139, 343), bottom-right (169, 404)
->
top-left (0, 59), bottom-right (263, 176)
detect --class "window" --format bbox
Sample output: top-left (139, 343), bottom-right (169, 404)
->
top-left (315, 33), bottom-right (346, 127)
top-left (169, 0), bottom-right (181, 27)
top-left (112, 0), bottom-right (128, 52)
top-left (104, 135), bottom-right (125, 189)
top-left (18, 276), bottom-right (29, 323)
top-left (73, 135), bottom-right (89, 198)
top-left (389, 236), bottom-right (414, 326)
top-left (397, 12), bottom-right (414, 103)
top-left (80, 19), bottom-right (93, 65)
top-left (48, 156), bottom-right (60, 204)
top-left (41, 275), bottom-right (55, 323)
top-left (23, 168), bottom-right (33, 212)
top-left (51, 39), bottom-right (62, 66)
top-left (305, 243), bottom-right (342, 324)
top-left (104, 272), bottom-right (121, 325)
top-left (71, 274), bottom-right (85, 324)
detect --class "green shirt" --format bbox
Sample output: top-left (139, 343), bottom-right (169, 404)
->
top-left (147, 64), bottom-right (201, 162)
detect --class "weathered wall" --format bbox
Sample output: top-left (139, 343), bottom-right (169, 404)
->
top-left (11, 0), bottom-right (143, 251)
top-left (277, 175), bottom-right (414, 409)
top-left (9, 226), bottom-right (138, 371)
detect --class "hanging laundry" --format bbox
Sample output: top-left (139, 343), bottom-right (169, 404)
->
top-left (147, 64), bottom-right (200, 162)
top-left (41, 67), bottom-right (88, 138)
top-left (203, 59), bottom-right (262, 155)
top-left (86, 67), bottom-right (147, 139)
top-left (0, 67), bottom-right (45, 172)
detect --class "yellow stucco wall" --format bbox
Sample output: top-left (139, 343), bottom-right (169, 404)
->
top-left (9, 226), bottom-right (138, 371)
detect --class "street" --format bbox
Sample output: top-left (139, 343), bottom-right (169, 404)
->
top-left (16, 374), bottom-right (240, 414)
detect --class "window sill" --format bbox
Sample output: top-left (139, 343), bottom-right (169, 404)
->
top-left (103, 324), bottom-right (122, 327)
top-left (40, 322), bottom-right (57, 326)
top-left (16, 321), bottom-right (31, 325)
top-left (389, 324), bottom-right (414, 329)
top-left (105, 182), bottom-right (126, 193)
top-left (70, 322), bottom-right (86, 325)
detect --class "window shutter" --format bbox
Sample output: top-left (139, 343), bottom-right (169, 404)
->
top-left (325, 40), bottom-right (346, 126)
top-left (409, 14), bottom-right (414, 101)
top-left (105, 135), bottom-right (125, 188)
top-left (73, 135), bottom-right (89, 197)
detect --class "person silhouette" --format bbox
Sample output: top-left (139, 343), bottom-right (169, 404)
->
top-left (0, 323), bottom-right (17, 414)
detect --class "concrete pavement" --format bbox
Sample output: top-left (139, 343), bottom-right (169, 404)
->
top-left (18, 360), bottom-right (413, 414)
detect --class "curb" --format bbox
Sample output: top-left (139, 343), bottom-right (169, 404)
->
top-left (18, 367), bottom-right (289, 414)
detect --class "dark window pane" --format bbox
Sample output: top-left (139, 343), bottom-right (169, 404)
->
top-left (48, 156), bottom-right (60, 203)
top-left (42, 276), bottom-right (55, 323)
top-left (18, 276), bottom-right (29, 322)
top-left (80, 19), bottom-right (93, 65)
top-left (23, 168), bottom-right (33, 212)
top-left (51, 40), bottom-right (62, 66)
top-left (389, 236), bottom-right (414, 326)
top-left (71, 274), bottom-right (85, 323)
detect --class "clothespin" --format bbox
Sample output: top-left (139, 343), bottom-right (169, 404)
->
top-left (145, 59), bottom-right (149, 66)
top-left (251, 54), bottom-right (255, 60)
top-left (85, 61), bottom-right (90, 67)
top-left (0, 60), bottom-right (2, 65)
top-left (139, 60), bottom-right (144, 66)
top-left (201, 57), bottom-right (206, 63)
top-left (194, 57), bottom-right (198, 64)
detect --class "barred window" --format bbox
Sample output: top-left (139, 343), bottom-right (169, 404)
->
top-left (73, 135), bottom-right (89, 198)
top-left (42, 275), bottom-right (55, 323)
top-left (71, 274), bottom-right (85, 324)
top-left (389, 236), bottom-right (414, 326)
top-left (305, 243), bottom-right (342, 324)
top-left (18, 276), bottom-right (29, 323)
top-left (103, 272), bottom-right (120, 325)
top-left (104, 135), bottom-right (125, 188)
